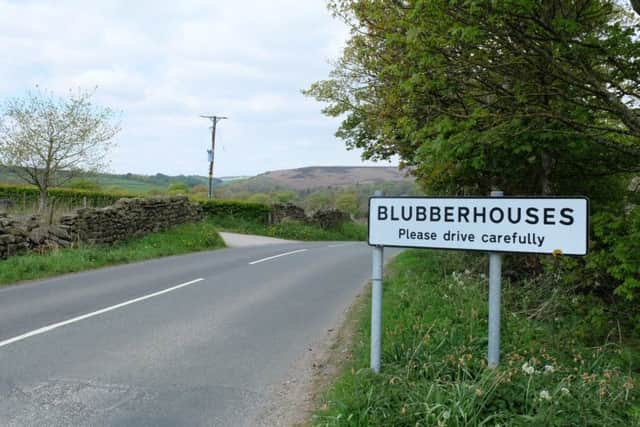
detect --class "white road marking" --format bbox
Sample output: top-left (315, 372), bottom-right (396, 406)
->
top-left (0, 278), bottom-right (205, 349)
top-left (327, 243), bottom-right (356, 248)
top-left (248, 249), bottom-right (308, 265)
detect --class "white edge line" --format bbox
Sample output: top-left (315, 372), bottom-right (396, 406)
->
top-left (0, 278), bottom-right (205, 349)
top-left (249, 249), bottom-right (308, 265)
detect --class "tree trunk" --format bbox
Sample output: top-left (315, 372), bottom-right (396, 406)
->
top-left (38, 187), bottom-right (49, 213)
top-left (540, 152), bottom-right (553, 195)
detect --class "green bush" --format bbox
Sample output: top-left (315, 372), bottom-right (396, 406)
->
top-left (199, 199), bottom-right (271, 223)
top-left (581, 206), bottom-right (640, 301)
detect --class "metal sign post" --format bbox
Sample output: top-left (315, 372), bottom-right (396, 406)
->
top-left (370, 190), bottom-right (384, 373)
top-left (368, 193), bottom-right (589, 372)
top-left (371, 244), bottom-right (383, 373)
top-left (487, 190), bottom-right (503, 368)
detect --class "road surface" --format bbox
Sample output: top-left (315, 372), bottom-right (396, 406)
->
top-left (0, 239), bottom-right (397, 426)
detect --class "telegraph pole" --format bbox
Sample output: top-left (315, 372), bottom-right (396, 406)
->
top-left (200, 115), bottom-right (227, 199)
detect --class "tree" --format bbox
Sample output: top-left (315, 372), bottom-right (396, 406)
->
top-left (0, 88), bottom-right (120, 210)
top-left (247, 193), bottom-right (270, 204)
top-left (304, 191), bottom-right (333, 212)
top-left (167, 182), bottom-right (189, 195)
top-left (306, 1), bottom-right (640, 197)
top-left (335, 191), bottom-right (359, 216)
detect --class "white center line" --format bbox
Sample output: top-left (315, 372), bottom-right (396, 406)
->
top-left (0, 278), bottom-right (205, 349)
top-left (248, 249), bottom-right (308, 265)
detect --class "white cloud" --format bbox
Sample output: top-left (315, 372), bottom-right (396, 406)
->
top-left (0, 0), bottom-right (388, 176)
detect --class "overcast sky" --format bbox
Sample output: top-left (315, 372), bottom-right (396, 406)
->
top-left (0, 0), bottom-right (391, 177)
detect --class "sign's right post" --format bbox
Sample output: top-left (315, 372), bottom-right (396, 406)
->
top-left (488, 190), bottom-right (503, 368)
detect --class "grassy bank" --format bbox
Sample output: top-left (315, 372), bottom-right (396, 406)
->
top-left (209, 217), bottom-right (367, 241)
top-left (314, 250), bottom-right (639, 426)
top-left (0, 220), bottom-right (225, 285)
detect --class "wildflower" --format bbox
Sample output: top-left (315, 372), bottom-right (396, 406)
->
top-left (539, 390), bottom-right (551, 401)
top-left (543, 364), bottom-right (555, 374)
top-left (522, 362), bottom-right (535, 375)
top-left (561, 387), bottom-right (570, 395)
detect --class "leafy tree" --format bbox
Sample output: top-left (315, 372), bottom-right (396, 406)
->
top-left (190, 184), bottom-right (209, 198)
top-left (306, 0), bottom-right (640, 197)
top-left (247, 193), bottom-right (270, 204)
top-left (167, 182), bottom-right (189, 195)
top-left (335, 191), bottom-right (359, 215)
top-left (273, 191), bottom-right (297, 204)
top-left (305, 191), bottom-right (333, 212)
top-left (0, 88), bottom-right (120, 210)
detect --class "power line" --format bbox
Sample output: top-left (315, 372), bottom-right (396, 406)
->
top-left (200, 115), bottom-right (227, 199)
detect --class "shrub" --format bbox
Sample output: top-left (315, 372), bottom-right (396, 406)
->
top-left (199, 199), bottom-right (271, 223)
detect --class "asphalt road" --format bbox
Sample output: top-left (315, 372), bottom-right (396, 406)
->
top-left (0, 240), bottom-right (397, 426)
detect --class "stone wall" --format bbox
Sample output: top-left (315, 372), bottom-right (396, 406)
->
top-left (60, 196), bottom-right (202, 245)
top-left (310, 209), bottom-right (350, 229)
top-left (0, 196), bottom-right (202, 259)
top-left (270, 203), bottom-right (349, 229)
top-left (0, 213), bottom-right (72, 259)
top-left (271, 204), bottom-right (307, 224)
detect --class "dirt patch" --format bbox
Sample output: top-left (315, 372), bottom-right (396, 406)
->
top-left (255, 285), bottom-right (369, 427)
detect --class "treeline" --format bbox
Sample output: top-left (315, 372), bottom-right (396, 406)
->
top-left (305, 2), bottom-right (640, 315)
top-left (213, 180), bottom-right (419, 217)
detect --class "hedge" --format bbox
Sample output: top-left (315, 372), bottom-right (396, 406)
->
top-left (0, 184), bottom-right (130, 208)
top-left (198, 199), bottom-right (271, 223)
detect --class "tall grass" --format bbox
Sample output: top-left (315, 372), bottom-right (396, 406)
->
top-left (314, 250), bottom-right (639, 426)
top-left (0, 220), bottom-right (225, 285)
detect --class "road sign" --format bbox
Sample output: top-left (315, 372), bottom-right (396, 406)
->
top-left (368, 196), bottom-right (589, 256)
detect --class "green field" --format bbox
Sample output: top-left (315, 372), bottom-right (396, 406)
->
top-left (0, 166), bottom-right (215, 194)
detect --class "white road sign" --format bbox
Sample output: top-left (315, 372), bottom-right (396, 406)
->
top-left (368, 197), bottom-right (589, 255)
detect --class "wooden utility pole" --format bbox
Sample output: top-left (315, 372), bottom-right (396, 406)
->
top-left (200, 115), bottom-right (227, 199)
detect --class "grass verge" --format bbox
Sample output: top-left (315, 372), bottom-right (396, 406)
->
top-left (209, 217), bottom-right (367, 241)
top-left (313, 250), bottom-right (640, 426)
top-left (0, 220), bottom-right (225, 285)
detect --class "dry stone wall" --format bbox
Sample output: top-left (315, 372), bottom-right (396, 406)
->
top-left (0, 213), bottom-right (72, 259)
top-left (270, 203), bottom-right (349, 229)
top-left (60, 196), bottom-right (202, 245)
top-left (0, 196), bottom-right (202, 260)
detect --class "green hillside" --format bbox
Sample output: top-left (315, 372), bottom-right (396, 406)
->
top-left (0, 166), bottom-right (218, 194)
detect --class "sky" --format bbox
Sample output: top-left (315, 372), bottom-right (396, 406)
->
top-left (0, 0), bottom-right (392, 177)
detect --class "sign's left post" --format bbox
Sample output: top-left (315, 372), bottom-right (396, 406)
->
top-left (371, 190), bottom-right (384, 373)
top-left (371, 244), bottom-right (383, 373)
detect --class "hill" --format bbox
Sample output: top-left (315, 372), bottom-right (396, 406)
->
top-left (252, 166), bottom-right (412, 190)
top-left (0, 165), bottom-right (413, 196)
top-left (0, 166), bottom-right (219, 194)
